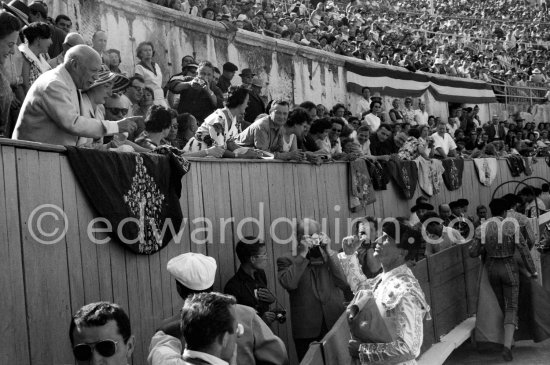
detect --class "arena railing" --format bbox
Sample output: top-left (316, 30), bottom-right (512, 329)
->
top-left (487, 82), bottom-right (548, 106)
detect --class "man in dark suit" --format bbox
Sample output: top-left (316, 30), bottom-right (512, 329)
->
top-left (277, 218), bottom-right (348, 361)
top-left (243, 77), bottom-right (266, 126)
top-left (484, 114), bottom-right (499, 142)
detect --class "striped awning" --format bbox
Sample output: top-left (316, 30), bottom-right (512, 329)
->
top-left (345, 61), bottom-right (497, 104)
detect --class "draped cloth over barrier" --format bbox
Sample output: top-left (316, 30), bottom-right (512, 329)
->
top-left (345, 61), bottom-right (497, 104)
top-left (66, 147), bottom-right (188, 254)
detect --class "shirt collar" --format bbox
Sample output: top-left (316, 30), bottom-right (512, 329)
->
top-left (183, 349), bottom-right (229, 365)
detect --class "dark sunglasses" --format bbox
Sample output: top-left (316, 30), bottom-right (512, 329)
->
top-left (107, 107), bottom-right (128, 116)
top-left (332, 128), bottom-right (342, 133)
top-left (73, 339), bottom-right (119, 361)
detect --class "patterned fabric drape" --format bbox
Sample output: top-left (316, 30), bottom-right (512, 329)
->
top-left (442, 158), bottom-right (464, 191)
top-left (66, 147), bottom-right (189, 254)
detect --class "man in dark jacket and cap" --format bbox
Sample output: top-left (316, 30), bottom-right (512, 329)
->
top-left (217, 62), bottom-right (238, 93)
top-left (243, 76), bottom-right (266, 126)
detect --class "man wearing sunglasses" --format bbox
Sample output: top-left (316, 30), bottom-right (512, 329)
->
top-left (69, 302), bottom-right (135, 365)
top-left (121, 75), bottom-right (145, 117)
top-left (105, 94), bottom-right (145, 142)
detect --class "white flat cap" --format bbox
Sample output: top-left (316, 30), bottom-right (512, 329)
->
top-left (167, 253), bottom-right (217, 291)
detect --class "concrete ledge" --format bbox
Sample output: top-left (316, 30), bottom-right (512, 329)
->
top-left (418, 317), bottom-right (476, 365)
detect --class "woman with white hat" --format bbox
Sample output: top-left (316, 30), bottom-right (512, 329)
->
top-left (78, 67), bottom-right (130, 148)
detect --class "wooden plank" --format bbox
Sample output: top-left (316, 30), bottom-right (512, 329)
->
top-left (73, 175), bottom-right (101, 304)
top-left (411, 259), bottom-right (436, 353)
top-left (461, 245), bottom-right (481, 316)
top-left (197, 162), bottom-right (220, 289)
top-left (188, 162), bottom-right (207, 254)
top-left (211, 162), bottom-right (236, 291)
top-left (18, 150), bottom-right (73, 364)
top-left (417, 317), bottom-right (476, 365)
top-left (124, 250), bottom-right (144, 363)
top-left (239, 163), bottom-right (255, 238)
top-left (58, 157), bottom-right (86, 315)
top-left (427, 246), bottom-right (467, 339)
top-left (266, 163), bottom-right (291, 346)
top-left (0, 146), bottom-right (30, 365)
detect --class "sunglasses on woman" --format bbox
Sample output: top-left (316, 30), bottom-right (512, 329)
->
top-left (73, 339), bottom-right (120, 361)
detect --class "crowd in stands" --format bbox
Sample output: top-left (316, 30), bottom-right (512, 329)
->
top-left (147, 0), bottom-right (550, 92)
top-left (3, 1), bottom-right (550, 161)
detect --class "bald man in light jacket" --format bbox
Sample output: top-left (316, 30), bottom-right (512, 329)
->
top-left (12, 45), bottom-right (136, 146)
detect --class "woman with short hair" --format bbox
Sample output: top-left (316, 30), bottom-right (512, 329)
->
top-left (19, 22), bottom-right (52, 94)
top-left (134, 41), bottom-right (167, 107)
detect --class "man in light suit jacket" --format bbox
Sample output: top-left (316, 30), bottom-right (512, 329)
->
top-left (12, 45), bottom-right (136, 146)
top-left (277, 218), bottom-right (348, 361)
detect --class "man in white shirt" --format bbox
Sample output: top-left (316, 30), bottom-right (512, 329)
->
top-left (421, 211), bottom-right (466, 256)
top-left (149, 292), bottom-right (242, 365)
top-left (431, 120), bottom-right (457, 158)
top-left (356, 86), bottom-right (371, 117)
top-left (413, 100), bottom-right (429, 126)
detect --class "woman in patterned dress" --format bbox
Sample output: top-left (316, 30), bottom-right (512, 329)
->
top-left (137, 105), bottom-right (224, 158)
top-left (183, 85), bottom-right (249, 157)
top-left (338, 221), bottom-right (430, 365)
top-left (19, 22), bottom-right (51, 95)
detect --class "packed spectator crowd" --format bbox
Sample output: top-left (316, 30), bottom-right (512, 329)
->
top-left (3, 1), bottom-right (550, 162)
top-left (148, 0), bottom-right (550, 92)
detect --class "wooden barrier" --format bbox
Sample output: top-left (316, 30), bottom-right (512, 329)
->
top-left (0, 139), bottom-right (548, 364)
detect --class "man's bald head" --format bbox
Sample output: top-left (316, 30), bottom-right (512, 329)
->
top-left (64, 32), bottom-right (85, 47)
top-left (439, 204), bottom-right (451, 219)
top-left (296, 218), bottom-right (321, 240)
top-left (64, 45), bottom-right (101, 64)
top-left (64, 45), bottom-right (102, 90)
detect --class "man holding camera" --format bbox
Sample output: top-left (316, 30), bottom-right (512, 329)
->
top-left (277, 218), bottom-right (348, 361)
top-left (166, 60), bottom-right (223, 124)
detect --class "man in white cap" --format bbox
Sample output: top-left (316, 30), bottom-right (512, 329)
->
top-left (148, 252), bottom-right (288, 365)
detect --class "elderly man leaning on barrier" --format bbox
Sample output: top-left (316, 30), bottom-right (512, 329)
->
top-left (12, 45), bottom-right (137, 146)
top-left (148, 252), bottom-right (288, 365)
top-left (277, 218), bottom-right (348, 361)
